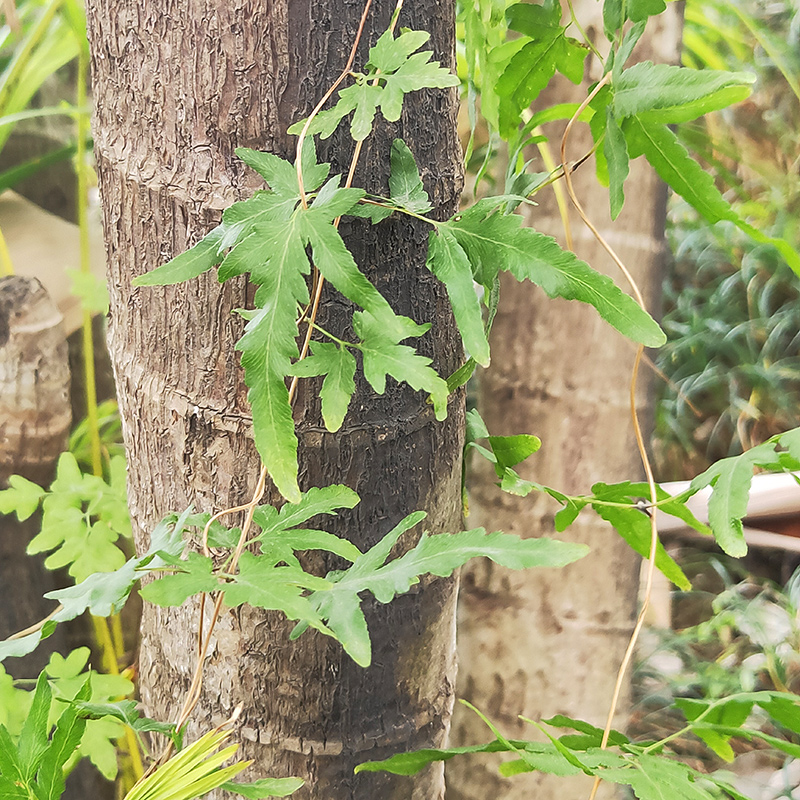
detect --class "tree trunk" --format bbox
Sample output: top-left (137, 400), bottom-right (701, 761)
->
top-left (85, 2), bottom-right (463, 798)
top-left (448, 8), bottom-right (683, 800)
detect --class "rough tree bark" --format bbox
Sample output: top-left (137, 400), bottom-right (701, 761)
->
top-left (0, 276), bottom-right (71, 677)
top-left (86, 2), bottom-right (463, 798)
top-left (448, 7), bottom-right (683, 800)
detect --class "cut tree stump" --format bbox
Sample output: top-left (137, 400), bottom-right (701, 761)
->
top-left (0, 275), bottom-right (71, 675)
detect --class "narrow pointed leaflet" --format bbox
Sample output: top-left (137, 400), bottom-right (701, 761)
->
top-left (442, 200), bottom-right (665, 347)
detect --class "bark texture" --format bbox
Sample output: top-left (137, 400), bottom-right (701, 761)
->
top-left (448, 7), bottom-right (683, 800)
top-left (86, 2), bottom-right (463, 798)
top-left (0, 277), bottom-right (71, 486)
top-left (0, 277), bottom-right (71, 675)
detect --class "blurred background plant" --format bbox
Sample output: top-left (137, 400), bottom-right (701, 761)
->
top-left (631, 556), bottom-right (800, 790)
top-left (655, 0), bottom-right (800, 481)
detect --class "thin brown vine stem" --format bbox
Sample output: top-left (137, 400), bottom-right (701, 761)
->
top-left (7, 604), bottom-right (63, 639)
top-left (588, 347), bottom-right (659, 800)
top-left (295, 0), bottom-right (373, 208)
top-left (560, 72), bottom-right (645, 309)
top-left (625, 341), bottom-right (703, 419)
top-left (558, 71), bottom-right (661, 800)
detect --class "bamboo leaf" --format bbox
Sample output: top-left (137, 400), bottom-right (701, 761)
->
top-left (221, 777), bottom-right (305, 799)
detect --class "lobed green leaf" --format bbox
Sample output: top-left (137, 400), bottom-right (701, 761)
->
top-left (625, 118), bottom-right (800, 276)
top-left (445, 201), bottom-right (665, 346)
top-left (613, 62), bottom-right (754, 122)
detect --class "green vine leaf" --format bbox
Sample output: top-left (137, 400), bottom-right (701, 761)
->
top-left (495, 3), bottom-right (587, 135)
top-left (231, 222), bottom-right (308, 503)
top-left (355, 739), bottom-right (536, 776)
top-left (304, 512), bottom-right (588, 666)
top-left (289, 342), bottom-right (357, 432)
top-left (132, 141), bottom-right (329, 288)
top-left (590, 481), bottom-right (691, 590)
top-left (221, 553), bottom-right (333, 632)
top-left (604, 0), bottom-right (666, 39)
top-left (75, 699), bottom-right (177, 741)
top-left (139, 553), bottom-right (218, 607)
top-left (135, 145), bottom-right (446, 501)
top-left (252, 485), bottom-right (362, 564)
top-left (364, 528), bottom-right (588, 603)
top-left (427, 227), bottom-right (490, 366)
top-left (354, 310), bottom-right (449, 420)
top-left (0, 474), bottom-right (45, 520)
top-left (624, 117), bottom-right (800, 275)
top-left (388, 138), bottom-right (432, 213)
top-left (25, 452), bottom-right (130, 582)
top-left (613, 62), bottom-right (755, 123)
top-left (601, 753), bottom-right (720, 800)
top-left (288, 28), bottom-right (458, 142)
top-left (443, 200), bottom-right (666, 347)
top-left (465, 409), bottom-right (542, 496)
top-left (674, 698), bottom-right (754, 762)
top-left (254, 485), bottom-right (360, 535)
top-left (604, 106), bottom-right (629, 220)
top-left (689, 440), bottom-right (780, 557)
top-left (0, 510), bottom-right (194, 663)
top-left (132, 224), bottom-right (227, 287)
